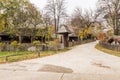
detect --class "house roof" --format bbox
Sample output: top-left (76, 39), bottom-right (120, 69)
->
top-left (69, 33), bottom-right (77, 37)
top-left (57, 25), bottom-right (72, 34)
top-left (0, 32), bottom-right (9, 36)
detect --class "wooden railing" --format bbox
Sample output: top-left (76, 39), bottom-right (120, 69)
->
top-left (69, 39), bottom-right (95, 47)
top-left (0, 52), bottom-right (40, 63)
top-left (99, 41), bottom-right (120, 52)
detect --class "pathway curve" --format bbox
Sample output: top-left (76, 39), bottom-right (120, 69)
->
top-left (0, 41), bottom-right (120, 80)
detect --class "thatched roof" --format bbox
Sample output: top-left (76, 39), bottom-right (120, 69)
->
top-left (57, 25), bottom-right (72, 34)
top-left (0, 32), bottom-right (9, 36)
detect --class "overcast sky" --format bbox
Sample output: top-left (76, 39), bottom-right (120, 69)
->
top-left (29, 0), bottom-right (98, 14)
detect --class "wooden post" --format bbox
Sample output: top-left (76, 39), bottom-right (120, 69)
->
top-left (5, 56), bottom-right (8, 62)
top-left (63, 33), bottom-right (69, 47)
top-left (38, 51), bottom-right (40, 57)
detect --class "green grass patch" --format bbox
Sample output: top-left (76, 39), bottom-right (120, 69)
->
top-left (95, 44), bottom-right (120, 57)
top-left (0, 52), bottom-right (32, 56)
top-left (0, 48), bottom-right (70, 63)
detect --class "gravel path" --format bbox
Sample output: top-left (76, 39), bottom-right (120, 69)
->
top-left (0, 41), bottom-right (120, 80)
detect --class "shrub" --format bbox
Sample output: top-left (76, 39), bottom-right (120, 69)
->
top-left (10, 41), bottom-right (18, 48)
top-left (48, 38), bottom-right (60, 46)
top-left (0, 42), bottom-right (5, 47)
top-left (10, 41), bottom-right (21, 51)
top-left (0, 43), bottom-right (5, 51)
top-left (32, 40), bottom-right (41, 46)
top-left (17, 43), bottom-right (22, 50)
top-left (47, 39), bottom-right (60, 50)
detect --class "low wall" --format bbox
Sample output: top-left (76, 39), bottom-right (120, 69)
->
top-left (0, 43), bottom-right (64, 52)
top-left (0, 39), bottom-right (95, 52)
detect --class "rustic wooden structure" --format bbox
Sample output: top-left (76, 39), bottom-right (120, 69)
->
top-left (99, 36), bottom-right (120, 52)
top-left (99, 41), bottom-right (120, 52)
top-left (0, 31), bottom-right (45, 43)
top-left (107, 36), bottom-right (120, 44)
top-left (57, 25), bottom-right (72, 47)
top-left (0, 32), bottom-right (11, 42)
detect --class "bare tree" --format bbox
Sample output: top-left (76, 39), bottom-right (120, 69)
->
top-left (97, 0), bottom-right (120, 35)
top-left (45, 0), bottom-right (67, 37)
top-left (70, 8), bottom-right (89, 39)
top-left (70, 7), bottom-right (102, 40)
top-left (71, 8), bottom-right (92, 33)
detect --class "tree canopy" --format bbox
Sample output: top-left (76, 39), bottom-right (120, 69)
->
top-left (0, 0), bottom-right (43, 42)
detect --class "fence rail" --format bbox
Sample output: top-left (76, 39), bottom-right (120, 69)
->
top-left (69, 39), bottom-right (95, 47)
top-left (99, 41), bottom-right (120, 52)
top-left (0, 52), bottom-right (40, 63)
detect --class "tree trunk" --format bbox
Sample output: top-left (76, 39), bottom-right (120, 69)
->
top-left (114, 29), bottom-right (119, 35)
top-left (19, 36), bottom-right (22, 43)
top-left (31, 36), bottom-right (34, 43)
top-left (54, 18), bottom-right (57, 38)
top-left (63, 34), bottom-right (69, 47)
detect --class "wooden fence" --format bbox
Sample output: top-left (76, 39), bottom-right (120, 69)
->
top-left (0, 52), bottom-right (40, 63)
top-left (69, 39), bottom-right (95, 47)
top-left (99, 41), bottom-right (120, 52)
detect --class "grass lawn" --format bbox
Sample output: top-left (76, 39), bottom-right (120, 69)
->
top-left (0, 52), bottom-right (32, 56)
top-left (0, 49), bottom-right (70, 63)
top-left (95, 44), bottom-right (120, 57)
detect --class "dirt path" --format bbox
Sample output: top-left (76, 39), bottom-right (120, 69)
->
top-left (0, 41), bottom-right (120, 80)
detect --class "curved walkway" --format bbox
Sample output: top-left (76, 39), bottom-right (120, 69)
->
top-left (0, 41), bottom-right (120, 80)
